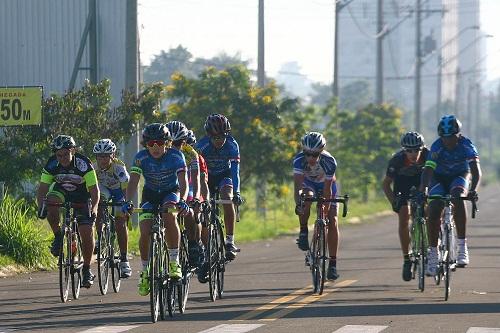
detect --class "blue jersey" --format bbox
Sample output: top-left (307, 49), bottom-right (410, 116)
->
top-left (130, 148), bottom-right (187, 192)
top-left (196, 135), bottom-right (241, 193)
top-left (425, 136), bottom-right (479, 176)
top-left (293, 151), bottom-right (337, 184)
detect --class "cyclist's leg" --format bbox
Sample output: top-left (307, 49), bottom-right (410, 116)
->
top-left (326, 182), bottom-right (339, 280)
top-left (46, 184), bottom-right (64, 256)
top-left (162, 192), bottom-right (181, 279)
top-left (76, 202), bottom-right (96, 287)
top-left (426, 182), bottom-right (445, 276)
top-left (398, 202), bottom-right (413, 281)
top-left (297, 183), bottom-right (314, 251)
top-left (219, 178), bottom-right (239, 257)
top-left (450, 174), bottom-right (471, 266)
top-left (110, 189), bottom-right (131, 277)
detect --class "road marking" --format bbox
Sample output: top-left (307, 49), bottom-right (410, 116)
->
top-left (232, 285), bottom-right (312, 320)
top-left (260, 279), bottom-right (357, 321)
top-left (78, 326), bottom-right (140, 333)
top-left (467, 328), bottom-right (500, 333)
top-left (198, 324), bottom-right (265, 333)
top-left (332, 325), bottom-right (388, 333)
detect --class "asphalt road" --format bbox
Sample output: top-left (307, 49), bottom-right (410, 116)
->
top-left (1, 185), bottom-right (499, 333)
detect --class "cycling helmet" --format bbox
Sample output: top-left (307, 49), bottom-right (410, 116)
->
top-left (301, 132), bottom-right (326, 152)
top-left (400, 131), bottom-right (424, 149)
top-left (142, 123), bottom-right (171, 144)
top-left (204, 114), bottom-right (231, 136)
top-left (438, 115), bottom-right (462, 137)
top-left (51, 135), bottom-right (76, 151)
top-left (93, 138), bottom-right (117, 154)
top-left (186, 130), bottom-right (196, 146)
top-left (165, 120), bottom-right (189, 141)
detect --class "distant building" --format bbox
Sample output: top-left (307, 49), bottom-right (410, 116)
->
top-left (337, 0), bottom-right (482, 137)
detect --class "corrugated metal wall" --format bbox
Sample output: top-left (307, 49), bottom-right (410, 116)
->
top-left (0, 0), bottom-right (127, 105)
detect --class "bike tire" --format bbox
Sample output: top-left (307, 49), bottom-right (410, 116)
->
top-left (318, 222), bottom-right (327, 295)
top-left (444, 227), bottom-right (451, 301)
top-left (178, 235), bottom-right (189, 313)
top-left (71, 232), bottom-right (82, 300)
top-left (217, 222), bottom-right (226, 299)
top-left (58, 228), bottom-right (71, 303)
top-left (167, 279), bottom-right (178, 317)
top-left (111, 229), bottom-right (121, 293)
top-left (418, 221), bottom-right (425, 292)
top-left (97, 223), bottom-right (110, 295)
top-left (149, 233), bottom-right (161, 323)
top-left (207, 223), bottom-right (218, 302)
top-left (310, 222), bottom-right (321, 294)
top-left (160, 248), bottom-right (169, 320)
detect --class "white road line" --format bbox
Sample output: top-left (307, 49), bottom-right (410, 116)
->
top-left (467, 328), bottom-right (500, 333)
top-left (197, 324), bottom-right (265, 333)
top-left (332, 325), bottom-right (388, 333)
top-left (78, 326), bottom-right (140, 333)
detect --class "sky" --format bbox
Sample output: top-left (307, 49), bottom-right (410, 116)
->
top-left (138, 0), bottom-right (500, 85)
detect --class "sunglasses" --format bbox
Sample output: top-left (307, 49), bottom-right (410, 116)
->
top-left (95, 153), bottom-right (112, 158)
top-left (405, 148), bottom-right (421, 153)
top-left (210, 135), bottom-right (226, 141)
top-left (304, 151), bottom-right (320, 157)
top-left (146, 140), bottom-right (166, 147)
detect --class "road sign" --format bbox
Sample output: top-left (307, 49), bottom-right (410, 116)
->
top-left (0, 86), bottom-right (43, 126)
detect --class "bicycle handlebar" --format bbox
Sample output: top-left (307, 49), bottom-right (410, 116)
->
top-left (427, 194), bottom-right (478, 219)
top-left (302, 195), bottom-right (350, 218)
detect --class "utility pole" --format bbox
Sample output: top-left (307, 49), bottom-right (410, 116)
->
top-left (415, 0), bottom-right (422, 132)
top-left (436, 55), bottom-right (442, 122)
top-left (89, 0), bottom-right (98, 84)
top-left (333, 1), bottom-right (339, 98)
top-left (376, 0), bottom-right (384, 104)
top-left (454, 67), bottom-right (461, 117)
top-left (257, 0), bottom-right (265, 87)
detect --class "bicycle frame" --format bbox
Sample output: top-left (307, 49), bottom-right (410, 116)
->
top-left (409, 190), bottom-right (429, 292)
top-left (301, 194), bottom-right (349, 295)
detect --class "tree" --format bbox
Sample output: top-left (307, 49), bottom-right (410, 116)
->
top-left (339, 80), bottom-right (373, 110)
top-left (309, 82), bottom-right (333, 107)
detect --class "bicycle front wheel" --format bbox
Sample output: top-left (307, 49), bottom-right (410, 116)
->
top-left (149, 233), bottom-right (161, 323)
top-left (178, 235), bottom-right (189, 313)
top-left (417, 221), bottom-right (425, 292)
top-left (207, 222), bottom-right (219, 302)
top-left (444, 226), bottom-right (451, 301)
top-left (217, 222), bottom-right (226, 299)
top-left (58, 228), bottom-right (71, 303)
top-left (97, 224), bottom-right (111, 295)
top-left (111, 229), bottom-right (121, 293)
top-left (311, 221), bottom-right (326, 294)
top-left (71, 231), bottom-right (83, 300)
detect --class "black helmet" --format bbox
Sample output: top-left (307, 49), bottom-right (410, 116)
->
top-left (438, 115), bottom-right (462, 137)
top-left (142, 123), bottom-right (170, 145)
top-left (186, 130), bottom-right (196, 146)
top-left (301, 132), bottom-right (326, 152)
top-left (51, 135), bottom-right (76, 151)
top-left (204, 114), bottom-right (231, 136)
top-left (400, 131), bottom-right (424, 149)
top-left (165, 121), bottom-right (189, 141)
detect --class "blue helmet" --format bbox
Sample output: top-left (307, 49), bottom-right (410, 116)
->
top-left (438, 115), bottom-right (462, 137)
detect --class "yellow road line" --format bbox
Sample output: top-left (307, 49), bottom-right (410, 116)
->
top-left (233, 285), bottom-right (312, 321)
top-left (259, 279), bottom-right (357, 321)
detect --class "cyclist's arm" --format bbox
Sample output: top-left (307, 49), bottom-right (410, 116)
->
top-left (190, 164), bottom-right (200, 200)
top-left (178, 170), bottom-right (189, 201)
top-left (293, 173), bottom-right (304, 205)
top-left (88, 184), bottom-right (100, 216)
top-left (382, 176), bottom-right (395, 204)
top-left (230, 160), bottom-right (240, 195)
top-left (469, 160), bottom-right (481, 192)
top-left (200, 171), bottom-right (209, 201)
top-left (323, 177), bottom-right (334, 199)
top-left (125, 173), bottom-right (140, 202)
top-left (419, 165), bottom-right (434, 193)
top-left (37, 169), bottom-right (54, 207)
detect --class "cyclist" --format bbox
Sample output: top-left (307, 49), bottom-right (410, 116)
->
top-left (195, 114), bottom-right (242, 264)
top-left (165, 121), bottom-right (205, 268)
top-left (36, 135), bottom-right (100, 288)
top-left (419, 115), bottom-right (481, 276)
top-left (382, 132), bottom-right (428, 281)
top-left (186, 130), bottom-right (210, 203)
top-left (93, 139), bottom-right (131, 278)
top-left (293, 132), bottom-right (340, 280)
top-left (122, 123), bottom-right (190, 296)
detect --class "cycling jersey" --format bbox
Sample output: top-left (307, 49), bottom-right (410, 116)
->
top-left (95, 159), bottom-right (129, 191)
top-left (196, 135), bottom-right (240, 193)
top-left (386, 148), bottom-right (429, 196)
top-left (181, 144), bottom-right (199, 171)
top-left (130, 148), bottom-right (186, 192)
top-left (293, 150), bottom-right (337, 184)
top-left (425, 136), bottom-right (479, 176)
top-left (40, 152), bottom-right (97, 203)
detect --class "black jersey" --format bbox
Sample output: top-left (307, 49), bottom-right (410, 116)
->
top-left (386, 147), bottom-right (429, 196)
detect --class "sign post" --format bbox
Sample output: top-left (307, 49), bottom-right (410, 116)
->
top-left (0, 86), bottom-right (43, 126)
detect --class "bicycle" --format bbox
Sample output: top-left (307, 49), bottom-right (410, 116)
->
top-left (408, 188), bottom-right (429, 292)
top-left (201, 189), bottom-right (240, 302)
top-left (300, 194), bottom-right (349, 295)
top-left (45, 200), bottom-right (91, 303)
top-left (176, 211), bottom-right (197, 314)
top-left (96, 200), bottom-right (125, 295)
top-left (427, 194), bottom-right (478, 301)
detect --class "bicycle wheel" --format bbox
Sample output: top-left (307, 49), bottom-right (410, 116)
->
top-left (71, 231), bottom-right (82, 300)
top-left (311, 221), bottom-right (326, 294)
top-left (149, 233), bottom-right (161, 323)
top-left (417, 221), bottom-right (425, 292)
top-left (178, 235), bottom-right (190, 313)
top-left (216, 222), bottom-right (226, 299)
top-left (59, 228), bottom-right (71, 303)
top-left (160, 246), bottom-right (169, 320)
top-left (167, 278), bottom-right (178, 317)
top-left (97, 223), bottom-right (111, 295)
top-left (444, 226), bottom-right (451, 301)
top-left (111, 225), bottom-right (121, 293)
top-left (207, 222), bottom-right (218, 301)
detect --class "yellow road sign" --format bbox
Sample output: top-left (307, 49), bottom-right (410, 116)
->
top-left (0, 86), bottom-right (43, 126)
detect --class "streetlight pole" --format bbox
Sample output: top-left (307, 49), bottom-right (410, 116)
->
top-left (333, 0), bottom-right (355, 100)
top-left (415, 0), bottom-right (422, 131)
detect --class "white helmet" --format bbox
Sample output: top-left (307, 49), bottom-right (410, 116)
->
top-left (93, 139), bottom-right (117, 154)
top-left (302, 132), bottom-right (326, 152)
top-left (166, 120), bottom-right (189, 142)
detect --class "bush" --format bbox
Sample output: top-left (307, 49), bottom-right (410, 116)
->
top-left (0, 194), bottom-right (54, 269)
